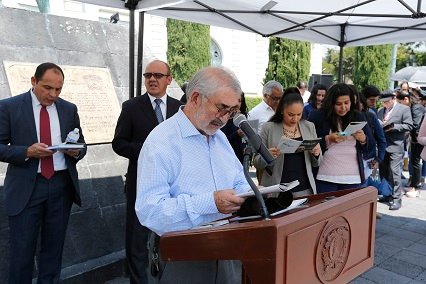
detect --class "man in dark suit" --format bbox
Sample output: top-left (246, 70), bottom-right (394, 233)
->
top-left (112, 60), bottom-right (182, 283)
top-left (377, 90), bottom-right (413, 210)
top-left (0, 62), bottom-right (86, 283)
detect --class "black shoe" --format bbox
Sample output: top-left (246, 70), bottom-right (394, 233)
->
top-left (378, 195), bottom-right (392, 203)
top-left (389, 199), bottom-right (401, 210)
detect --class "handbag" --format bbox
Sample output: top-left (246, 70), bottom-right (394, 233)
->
top-left (366, 169), bottom-right (392, 196)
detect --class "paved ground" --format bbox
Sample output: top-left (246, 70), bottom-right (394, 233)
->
top-left (106, 175), bottom-right (426, 284)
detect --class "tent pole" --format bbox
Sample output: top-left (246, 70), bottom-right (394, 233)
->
top-left (136, 12), bottom-right (145, 97)
top-left (129, 8), bottom-right (135, 99)
top-left (338, 45), bottom-right (344, 83)
top-left (338, 24), bottom-right (346, 83)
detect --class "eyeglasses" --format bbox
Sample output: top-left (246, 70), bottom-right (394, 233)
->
top-left (203, 95), bottom-right (240, 119)
top-left (143, 73), bottom-right (170, 79)
top-left (268, 94), bottom-right (282, 102)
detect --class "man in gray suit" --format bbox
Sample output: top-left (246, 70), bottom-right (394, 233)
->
top-left (377, 90), bottom-right (413, 210)
top-left (0, 62), bottom-right (86, 283)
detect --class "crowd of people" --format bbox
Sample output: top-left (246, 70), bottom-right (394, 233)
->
top-left (1, 60), bottom-right (425, 283)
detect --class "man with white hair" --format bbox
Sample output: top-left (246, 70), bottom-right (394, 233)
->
top-left (248, 80), bottom-right (284, 131)
top-left (136, 66), bottom-right (250, 283)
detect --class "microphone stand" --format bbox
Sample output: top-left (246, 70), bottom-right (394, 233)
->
top-left (242, 144), bottom-right (270, 220)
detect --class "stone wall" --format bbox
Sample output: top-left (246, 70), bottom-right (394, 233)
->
top-left (0, 6), bottom-right (178, 282)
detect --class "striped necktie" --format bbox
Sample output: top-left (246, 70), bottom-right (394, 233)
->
top-left (154, 99), bottom-right (164, 123)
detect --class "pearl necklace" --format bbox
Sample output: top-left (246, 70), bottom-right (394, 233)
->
top-left (283, 126), bottom-right (298, 138)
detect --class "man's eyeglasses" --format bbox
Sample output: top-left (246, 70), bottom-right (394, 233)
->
top-left (143, 73), bottom-right (170, 79)
top-left (203, 95), bottom-right (240, 119)
top-left (268, 94), bottom-right (282, 102)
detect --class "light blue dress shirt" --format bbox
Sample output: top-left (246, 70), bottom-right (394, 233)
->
top-left (135, 107), bottom-right (250, 236)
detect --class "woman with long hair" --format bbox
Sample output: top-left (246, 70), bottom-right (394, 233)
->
top-left (253, 91), bottom-right (322, 197)
top-left (303, 84), bottom-right (327, 119)
top-left (308, 83), bottom-right (375, 193)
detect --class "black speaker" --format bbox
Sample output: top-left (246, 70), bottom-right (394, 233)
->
top-left (309, 74), bottom-right (334, 90)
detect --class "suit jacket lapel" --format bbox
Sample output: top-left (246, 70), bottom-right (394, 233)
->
top-left (22, 91), bottom-right (38, 143)
top-left (140, 93), bottom-right (159, 125)
top-left (55, 99), bottom-right (67, 142)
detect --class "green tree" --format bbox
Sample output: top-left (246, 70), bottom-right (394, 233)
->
top-left (396, 42), bottom-right (426, 71)
top-left (264, 37), bottom-right (311, 88)
top-left (322, 47), bottom-right (356, 82)
top-left (353, 45), bottom-right (393, 91)
top-left (166, 19), bottom-right (210, 85)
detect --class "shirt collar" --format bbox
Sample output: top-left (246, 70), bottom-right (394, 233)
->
top-left (176, 107), bottom-right (218, 141)
top-left (261, 100), bottom-right (274, 111)
top-left (148, 93), bottom-right (167, 105)
top-left (30, 88), bottom-right (57, 110)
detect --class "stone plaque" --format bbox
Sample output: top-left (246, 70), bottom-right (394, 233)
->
top-left (4, 61), bottom-right (121, 144)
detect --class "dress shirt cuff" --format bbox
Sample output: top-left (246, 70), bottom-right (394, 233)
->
top-left (191, 192), bottom-right (219, 215)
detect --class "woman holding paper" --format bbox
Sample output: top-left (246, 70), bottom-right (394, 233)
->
top-left (308, 83), bottom-right (375, 193)
top-left (253, 91), bottom-right (322, 197)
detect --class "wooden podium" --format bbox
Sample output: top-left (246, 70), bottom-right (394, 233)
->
top-left (160, 187), bottom-right (377, 284)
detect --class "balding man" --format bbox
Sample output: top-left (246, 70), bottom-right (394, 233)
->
top-left (136, 67), bottom-right (250, 283)
top-left (112, 60), bottom-right (183, 283)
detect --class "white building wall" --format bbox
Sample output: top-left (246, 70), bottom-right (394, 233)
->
top-left (211, 27), bottom-right (269, 96)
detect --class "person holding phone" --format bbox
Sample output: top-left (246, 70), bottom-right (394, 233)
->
top-left (308, 83), bottom-right (375, 193)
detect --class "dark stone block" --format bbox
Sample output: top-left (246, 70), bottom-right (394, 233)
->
top-left (101, 204), bottom-right (126, 252)
top-left (92, 176), bottom-right (126, 208)
top-left (63, 208), bottom-right (115, 267)
top-left (61, 251), bottom-right (126, 284)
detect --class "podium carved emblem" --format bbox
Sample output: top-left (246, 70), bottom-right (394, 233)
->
top-left (315, 216), bottom-right (351, 283)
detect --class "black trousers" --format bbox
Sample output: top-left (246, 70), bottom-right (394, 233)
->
top-left (126, 187), bottom-right (150, 284)
top-left (380, 151), bottom-right (404, 201)
top-left (409, 142), bottom-right (424, 188)
top-left (8, 171), bottom-right (73, 284)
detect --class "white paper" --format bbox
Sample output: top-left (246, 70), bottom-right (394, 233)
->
top-left (229, 197), bottom-right (308, 222)
top-left (270, 198), bottom-right (308, 216)
top-left (277, 137), bottom-right (301, 153)
top-left (340, 121), bottom-right (367, 136)
top-left (193, 219), bottom-right (229, 229)
top-left (48, 143), bottom-right (85, 151)
top-left (277, 137), bottom-right (321, 153)
top-left (236, 180), bottom-right (300, 198)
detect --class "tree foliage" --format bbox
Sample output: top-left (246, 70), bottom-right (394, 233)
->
top-left (264, 37), bottom-right (311, 88)
top-left (166, 19), bottom-right (210, 85)
top-left (396, 42), bottom-right (426, 70)
top-left (353, 45), bottom-right (393, 91)
top-left (323, 47), bottom-right (356, 82)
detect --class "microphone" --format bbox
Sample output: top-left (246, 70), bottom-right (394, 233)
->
top-left (233, 114), bottom-right (275, 167)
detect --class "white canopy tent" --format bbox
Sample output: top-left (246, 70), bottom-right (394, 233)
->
top-left (77, 0), bottom-right (426, 97)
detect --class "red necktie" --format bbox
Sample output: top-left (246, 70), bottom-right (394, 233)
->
top-left (40, 105), bottom-right (54, 179)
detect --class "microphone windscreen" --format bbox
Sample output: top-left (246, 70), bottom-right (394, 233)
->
top-left (233, 113), bottom-right (246, 127)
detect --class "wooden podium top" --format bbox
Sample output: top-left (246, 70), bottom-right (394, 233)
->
top-left (160, 187), bottom-right (377, 284)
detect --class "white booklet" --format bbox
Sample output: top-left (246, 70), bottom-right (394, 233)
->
top-left (48, 143), bottom-right (85, 151)
top-left (339, 121), bottom-right (367, 136)
top-left (277, 137), bottom-right (321, 154)
top-left (236, 180), bottom-right (299, 198)
top-left (270, 198), bottom-right (308, 216)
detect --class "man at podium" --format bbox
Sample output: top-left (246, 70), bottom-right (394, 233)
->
top-left (135, 66), bottom-right (250, 283)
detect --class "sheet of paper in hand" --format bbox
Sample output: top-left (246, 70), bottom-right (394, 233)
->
top-left (277, 137), bottom-right (321, 153)
top-left (339, 121), bottom-right (367, 136)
